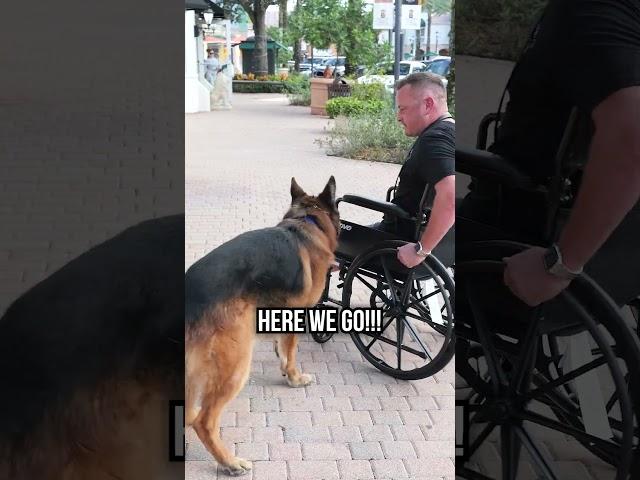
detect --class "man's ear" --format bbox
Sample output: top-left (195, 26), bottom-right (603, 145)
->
top-left (291, 177), bottom-right (306, 202)
top-left (318, 176), bottom-right (336, 207)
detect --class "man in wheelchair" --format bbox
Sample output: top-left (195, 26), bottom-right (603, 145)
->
top-left (458, 0), bottom-right (640, 308)
top-left (456, 1), bottom-right (640, 478)
top-left (372, 72), bottom-right (455, 269)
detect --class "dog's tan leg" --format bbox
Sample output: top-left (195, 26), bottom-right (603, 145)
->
top-left (192, 315), bottom-right (254, 476)
top-left (275, 337), bottom-right (288, 376)
top-left (185, 378), bottom-right (201, 427)
top-left (281, 334), bottom-right (312, 387)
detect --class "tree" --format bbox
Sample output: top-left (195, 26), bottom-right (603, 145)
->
top-left (288, 0), bottom-right (385, 76)
top-left (341, 0), bottom-right (380, 75)
top-left (216, 0), bottom-right (278, 76)
top-left (288, 0), bottom-right (343, 65)
top-left (424, 0), bottom-right (451, 56)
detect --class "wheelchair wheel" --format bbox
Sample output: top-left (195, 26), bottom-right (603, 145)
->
top-left (456, 241), bottom-right (640, 480)
top-left (342, 240), bottom-right (455, 380)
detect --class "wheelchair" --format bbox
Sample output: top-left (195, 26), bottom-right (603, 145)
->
top-left (456, 108), bottom-right (640, 480)
top-left (311, 184), bottom-right (456, 381)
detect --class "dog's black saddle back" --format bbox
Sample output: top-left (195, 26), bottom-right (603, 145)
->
top-left (185, 226), bottom-right (306, 325)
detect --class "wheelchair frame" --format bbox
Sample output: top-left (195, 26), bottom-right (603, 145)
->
top-left (312, 184), bottom-right (456, 381)
top-left (456, 109), bottom-right (640, 480)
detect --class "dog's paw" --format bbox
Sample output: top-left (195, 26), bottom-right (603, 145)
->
top-left (222, 457), bottom-right (252, 476)
top-left (287, 373), bottom-right (313, 388)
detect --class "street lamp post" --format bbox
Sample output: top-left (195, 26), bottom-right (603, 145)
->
top-left (393, 0), bottom-right (402, 107)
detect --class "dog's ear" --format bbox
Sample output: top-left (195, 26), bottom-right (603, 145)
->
top-left (291, 177), bottom-right (306, 202)
top-left (318, 176), bottom-right (336, 207)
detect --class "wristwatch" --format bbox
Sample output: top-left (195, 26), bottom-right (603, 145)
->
top-left (543, 243), bottom-right (582, 280)
top-left (414, 241), bottom-right (430, 258)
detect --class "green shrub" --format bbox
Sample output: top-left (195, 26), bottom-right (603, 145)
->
top-left (232, 81), bottom-right (287, 93)
top-left (325, 97), bottom-right (385, 119)
top-left (283, 74), bottom-right (309, 94)
top-left (351, 83), bottom-right (389, 102)
top-left (316, 103), bottom-right (413, 163)
top-left (283, 74), bottom-right (310, 105)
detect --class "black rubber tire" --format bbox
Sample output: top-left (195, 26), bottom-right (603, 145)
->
top-left (455, 240), bottom-right (640, 480)
top-left (342, 240), bottom-right (455, 380)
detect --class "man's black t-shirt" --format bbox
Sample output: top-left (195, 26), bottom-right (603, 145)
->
top-left (491, 0), bottom-right (640, 183)
top-left (393, 116), bottom-right (455, 218)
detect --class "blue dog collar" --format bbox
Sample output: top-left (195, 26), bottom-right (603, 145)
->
top-left (303, 215), bottom-right (320, 227)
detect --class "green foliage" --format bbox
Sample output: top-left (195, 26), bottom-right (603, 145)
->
top-left (424, 0), bottom-right (452, 16)
top-left (457, 0), bottom-right (546, 60)
top-left (351, 83), bottom-right (389, 102)
top-left (283, 74), bottom-right (309, 92)
top-left (287, 0), bottom-right (387, 73)
top-left (283, 74), bottom-right (311, 105)
top-left (317, 104), bottom-right (412, 163)
top-left (288, 0), bottom-right (343, 51)
top-left (232, 81), bottom-right (287, 93)
top-left (213, 1), bottom-right (250, 24)
top-left (357, 42), bottom-right (394, 72)
top-left (267, 26), bottom-right (293, 66)
top-left (325, 97), bottom-right (386, 119)
top-left (288, 89), bottom-right (311, 106)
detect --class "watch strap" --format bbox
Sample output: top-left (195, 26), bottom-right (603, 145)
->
top-left (547, 244), bottom-right (582, 280)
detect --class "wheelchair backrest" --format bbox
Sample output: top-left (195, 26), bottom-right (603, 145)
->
top-left (465, 106), bottom-right (593, 243)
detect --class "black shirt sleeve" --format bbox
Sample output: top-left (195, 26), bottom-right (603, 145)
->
top-left (561, 0), bottom-right (640, 112)
top-left (415, 123), bottom-right (455, 187)
top-left (392, 121), bottom-right (454, 217)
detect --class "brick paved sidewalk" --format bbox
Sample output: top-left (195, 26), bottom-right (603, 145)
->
top-left (185, 93), bottom-right (455, 479)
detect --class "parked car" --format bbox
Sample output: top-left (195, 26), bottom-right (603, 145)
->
top-left (356, 61), bottom-right (428, 91)
top-left (312, 57), bottom-right (346, 77)
top-left (422, 56), bottom-right (451, 88)
top-left (298, 57), bottom-right (332, 77)
top-left (422, 56), bottom-right (450, 76)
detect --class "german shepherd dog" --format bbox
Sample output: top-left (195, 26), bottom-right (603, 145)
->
top-left (0, 216), bottom-right (184, 480)
top-left (185, 177), bottom-right (339, 476)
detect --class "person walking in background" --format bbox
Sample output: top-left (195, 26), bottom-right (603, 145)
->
top-left (203, 49), bottom-right (219, 85)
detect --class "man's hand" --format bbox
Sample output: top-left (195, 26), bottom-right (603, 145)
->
top-left (503, 246), bottom-right (571, 306)
top-left (397, 243), bottom-right (425, 268)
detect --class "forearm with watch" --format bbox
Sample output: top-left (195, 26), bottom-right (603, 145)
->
top-left (415, 176), bottom-right (456, 257)
top-left (549, 96), bottom-right (640, 279)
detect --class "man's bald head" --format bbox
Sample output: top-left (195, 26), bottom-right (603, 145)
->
top-left (395, 72), bottom-right (449, 136)
top-left (396, 72), bottom-right (448, 109)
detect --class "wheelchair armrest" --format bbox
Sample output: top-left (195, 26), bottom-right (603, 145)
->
top-left (338, 194), bottom-right (413, 220)
top-left (385, 186), bottom-right (396, 202)
top-left (456, 147), bottom-right (537, 190)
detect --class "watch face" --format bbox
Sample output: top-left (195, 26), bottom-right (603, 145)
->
top-left (543, 247), bottom-right (558, 270)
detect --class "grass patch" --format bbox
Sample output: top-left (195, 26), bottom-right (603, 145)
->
top-left (316, 105), bottom-right (412, 164)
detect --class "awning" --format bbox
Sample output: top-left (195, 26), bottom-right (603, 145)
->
top-left (185, 0), bottom-right (225, 18)
top-left (239, 37), bottom-right (287, 50)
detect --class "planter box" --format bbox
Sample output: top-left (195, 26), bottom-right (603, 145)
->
top-left (310, 78), bottom-right (334, 116)
top-left (232, 80), bottom-right (287, 94)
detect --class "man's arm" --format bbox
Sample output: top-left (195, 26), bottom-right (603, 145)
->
top-left (504, 86), bottom-right (640, 306)
top-left (397, 175), bottom-right (455, 268)
top-left (559, 86), bottom-right (640, 270)
top-left (419, 175), bottom-right (456, 252)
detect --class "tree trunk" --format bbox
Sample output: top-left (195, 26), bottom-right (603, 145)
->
top-left (447, 0), bottom-right (455, 114)
top-left (253, 4), bottom-right (268, 76)
top-left (293, 0), bottom-right (301, 71)
top-left (278, 0), bottom-right (287, 29)
top-left (293, 41), bottom-right (301, 71)
top-left (344, 0), bottom-right (356, 76)
top-left (426, 10), bottom-right (432, 57)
